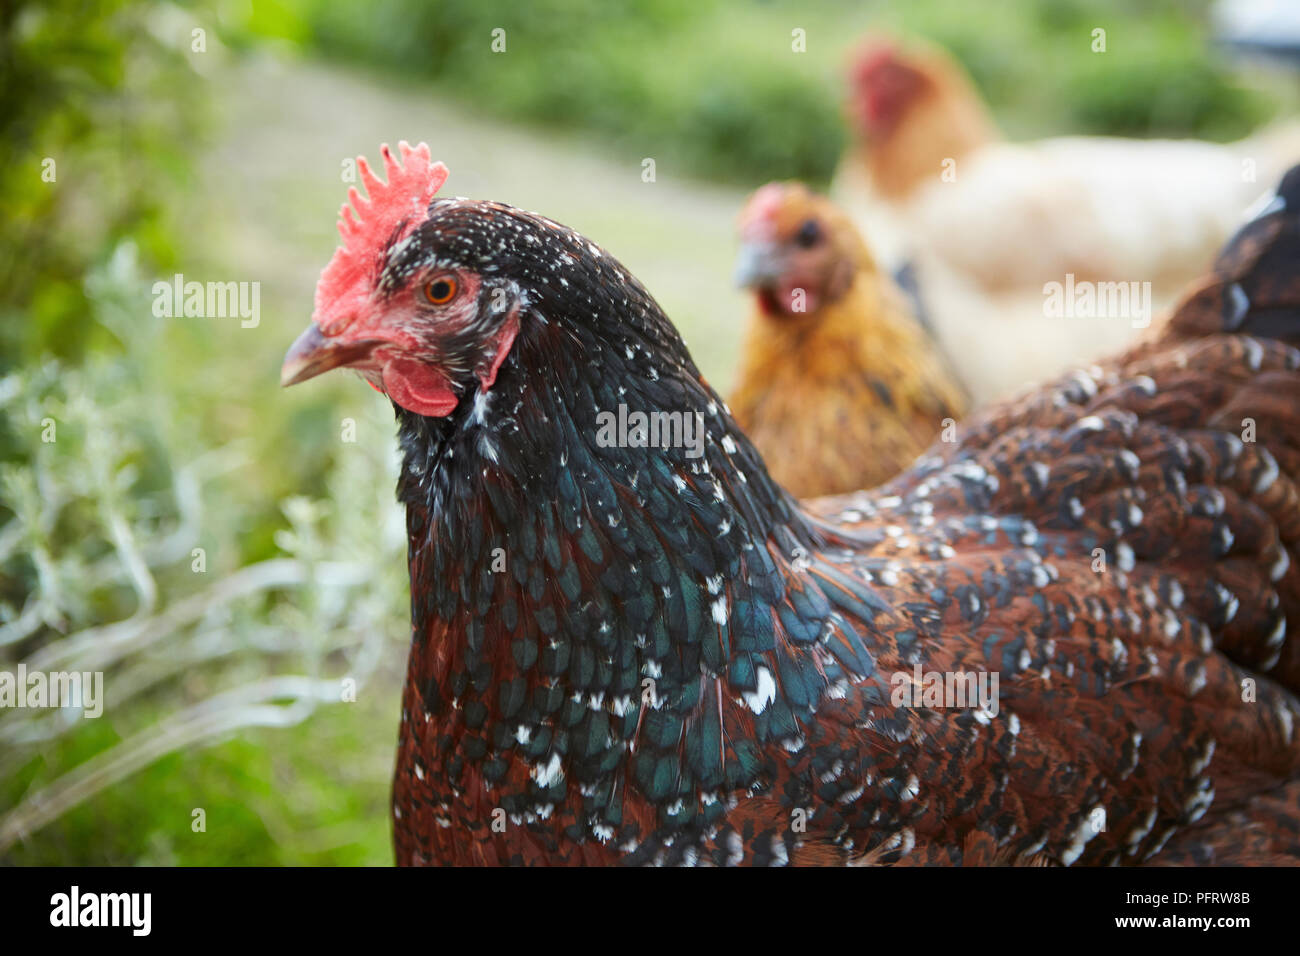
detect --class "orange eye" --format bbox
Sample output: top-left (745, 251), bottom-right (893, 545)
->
top-left (423, 276), bottom-right (458, 305)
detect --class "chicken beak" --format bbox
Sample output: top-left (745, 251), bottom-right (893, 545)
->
top-left (733, 241), bottom-right (786, 288)
top-left (280, 324), bottom-right (379, 387)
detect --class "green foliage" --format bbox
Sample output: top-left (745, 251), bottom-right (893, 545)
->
top-left (0, 0), bottom-right (204, 365)
top-left (0, 250), bottom-right (408, 864)
top-left (219, 0), bottom-right (1286, 190)
top-left (230, 0), bottom-right (853, 185)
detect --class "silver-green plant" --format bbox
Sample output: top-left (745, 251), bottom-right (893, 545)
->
top-left (0, 244), bottom-right (407, 852)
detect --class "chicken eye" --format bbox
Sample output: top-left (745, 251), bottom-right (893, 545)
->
top-left (423, 276), bottom-right (458, 305)
top-left (795, 220), bottom-right (822, 248)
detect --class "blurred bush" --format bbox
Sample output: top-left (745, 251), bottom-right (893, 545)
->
top-left (0, 1), bottom-right (408, 864)
top-left (232, 0), bottom-right (847, 185)
top-left (221, 0), bottom-right (1287, 189)
top-left (0, 0), bottom-right (204, 365)
top-left (0, 248), bottom-right (408, 864)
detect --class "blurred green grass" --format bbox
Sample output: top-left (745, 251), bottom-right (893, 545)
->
top-left (1, 0), bottom-right (1295, 865)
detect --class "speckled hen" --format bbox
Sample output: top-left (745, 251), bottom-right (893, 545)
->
top-left (282, 143), bottom-right (1300, 866)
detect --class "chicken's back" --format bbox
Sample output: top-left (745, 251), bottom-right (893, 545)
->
top-left (794, 169), bottom-right (1300, 864)
top-left (905, 135), bottom-right (1289, 291)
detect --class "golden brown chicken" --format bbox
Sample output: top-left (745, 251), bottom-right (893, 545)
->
top-left (730, 182), bottom-right (966, 497)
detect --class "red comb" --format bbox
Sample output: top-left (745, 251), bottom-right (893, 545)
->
top-left (852, 40), bottom-right (899, 80)
top-left (313, 141), bottom-right (449, 334)
top-left (738, 183), bottom-right (787, 238)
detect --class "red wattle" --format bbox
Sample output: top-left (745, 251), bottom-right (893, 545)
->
top-left (382, 357), bottom-right (460, 417)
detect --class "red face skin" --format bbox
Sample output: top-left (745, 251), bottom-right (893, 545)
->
top-left (745, 245), bottom-right (832, 319)
top-left (734, 183), bottom-right (857, 321)
top-left (283, 264), bottom-right (520, 418)
top-left (329, 268), bottom-right (482, 417)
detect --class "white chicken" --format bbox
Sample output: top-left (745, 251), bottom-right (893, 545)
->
top-left (832, 37), bottom-right (1300, 405)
